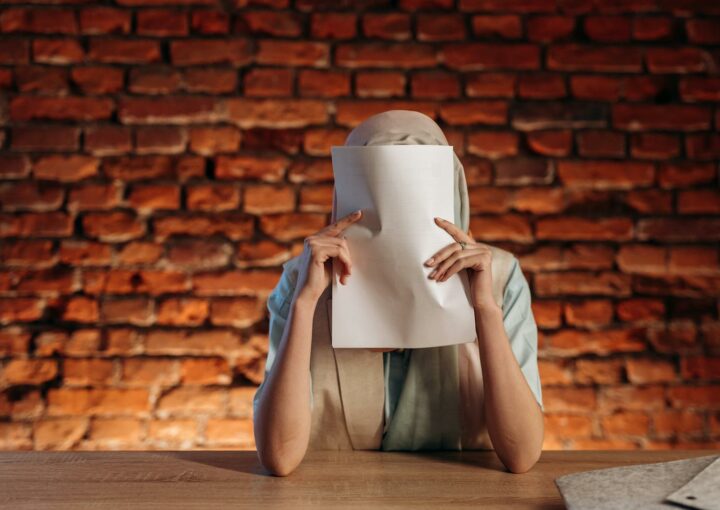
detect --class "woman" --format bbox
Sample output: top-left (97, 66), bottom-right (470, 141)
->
top-left (253, 110), bottom-right (544, 476)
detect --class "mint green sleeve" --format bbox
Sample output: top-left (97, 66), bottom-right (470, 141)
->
top-left (502, 257), bottom-right (543, 410)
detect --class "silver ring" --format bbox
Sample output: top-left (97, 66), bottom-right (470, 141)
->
top-left (459, 241), bottom-right (467, 250)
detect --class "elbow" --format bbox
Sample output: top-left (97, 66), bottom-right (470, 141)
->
top-left (258, 452), bottom-right (301, 477)
top-left (504, 450), bottom-right (541, 474)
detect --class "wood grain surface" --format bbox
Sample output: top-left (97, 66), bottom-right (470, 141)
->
top-left (0, 450), bottom-right (715, 509)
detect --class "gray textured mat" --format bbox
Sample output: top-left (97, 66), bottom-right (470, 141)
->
top-left (555, 454), bottom-right (719, 510)
top-left (665, 456), bottom-right (720, 510)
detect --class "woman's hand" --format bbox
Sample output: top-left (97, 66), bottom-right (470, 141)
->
top-left (424, 217), bottom-right (497, 311)
top-left (295, 210), bottom-right (363, 303)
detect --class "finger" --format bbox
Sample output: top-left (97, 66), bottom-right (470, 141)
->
top-left (323, 210), bottom-right (363, 237)
top-left (438, 258), bottom-right (468, 282)
top-left (335, 243), bottom-right (353, 285)
top-left (430, 250), bottom-right (465, 280)
top-left (425, 241), bottom-right (461, 267)
top-left (434, 217), bottom-right (473, 243)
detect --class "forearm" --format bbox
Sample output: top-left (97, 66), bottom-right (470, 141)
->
top-left (254, 292), bottom-right (317, 476)
top-left (474, 304), bottom-right (544, 473)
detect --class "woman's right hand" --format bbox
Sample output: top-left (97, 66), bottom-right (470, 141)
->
top-left (294, 210), bottom-right (363, 302)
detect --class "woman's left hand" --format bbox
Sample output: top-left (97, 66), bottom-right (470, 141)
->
top-left (424, 217), bottom-right (498, 311)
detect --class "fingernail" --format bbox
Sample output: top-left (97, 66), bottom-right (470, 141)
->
top-left (354, 210), bottom-right (361, 216)
top-left (425, 257), bottom-right (434, 265)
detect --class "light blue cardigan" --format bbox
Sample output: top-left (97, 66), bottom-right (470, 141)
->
top-left (256, 254), bottom-right (543, 451)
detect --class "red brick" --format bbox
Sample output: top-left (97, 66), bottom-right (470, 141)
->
top-left (259, 212), bottom-right (327, 242)
top-left (467, 131), bottom-right (517, 159)
top-left (192, 270), bottom-right (278, 297)
top-left (518, 74), bottom-right (566, 99)
top-left (616, 298), bottom-right (666, 323)
top-left (600, 385), bottom-right (666, 412)
top-left (559, 161), bottom-right (654, 189)
top-left (680, 77), bottom-right (720, 102)
top-left (153, 213), bottom-right (254, 241)
top-left (576, 131), bottom-right (626, 157)
top-left (181, 357), bottom-right (231, 385)
top-left (170, 39), bottom-right (252, 66)
top-left (471, 15), bottom-right (521, 38)
top-left (602, 412), bottom-right (649, 436)
top-left (652, 410), bottom-right (704, 439)
top-left (417, 13), bottom-right (466, 41)
top-left (186, 184), bottom-right (240, 212)
top-left (669, 247), bottom-right (719, 274)
top-left (631, 133), bottom-right (680, 160)
top-left (63, 358), bottom-right (113, 386)
top-left (88, 39), bottom-right (160, 64)
top-left (156, 298), bottom-right (209, 326)
top-left (637, 218), bottom-right (720, 242)
top-left (0, 298), bottom-right (44, 322)
top-left (0, 40), bottom-right (28, 66)
top-left (535, 271), bottom-right (632, 297)
top-left (362, 13), bottom-right (411, 40)
top-left (678, 190), bottom-right (720, 215)
top-left (512, 102), bottom-right (606, 130)
top-left (84, 126), bottom-right (132, 156)
top-left (15, 66), bottom-right (67, 94)
top-left (226, 99), bottom-right (328, 128)
top-left (82, 212), bottom-right (145, 242)
top-left (617, 244), bottom-right (666, 275)
top-left (135, 126), bottom-right (187, 154)
top-left (686, 134), bottom-right (720, 160)
top-left (548, 45), bottom-right (642, 72)
top-left (299, 70), bottom-right (351, 98)
top-left (647, 321), bottom-right (699, 355)
top-left (584, 16), bottom-right (631, 42)
top-left (626, 358), bottom-right (676, 384)
top-left (258, 40), bottom-right (329, 67)
top-left (34, 155), bottom-right (99, 182)
top-left (633, 17), bottom-right (673, 40)
top-left (442, 43), bottom-right (539, 70)
top-left (188, 127), bottom-right (241, 156)
top-left (440, 101), bottom-right (507, 125)
top-left (625, 189), bottom-right (673, 214)
top-left (545, 414), bottom-right (593, 439)
top-left (2, 359), bottom-right (57, 385)
top-left (0, 182), bottom-right (64, 212)
top-left (128, 68), bottom-right (180, 95)
top-left (465, 73), bottom-right (515, 98)
top-left (100, 298), bottom-right (153, 326)
top-left (136, 9), bottom-right (188, 36)
top-left (71, 66), bottom-right (124, 95)
top-left (668, 386), bottom-right (720, 409)
top-left (47, 388), bottom-right (151, 416)
top-left (116, 242), bottom-right (162, 266)
top-left (215, 154), bottom-right (288, 182)
top-left (658, 163), bottom-right (716, 188)
top-left (11, 126), bottom-right (79, 152)
top-left (59, 241), bottom-right (113, 266)
top-left (565, 300), bottom-right (613, 329)
top-left (613, 104), bottom-right (711, 131)
top-left (527, 16), bottom-right (575, 42)
top-left (495, 158), bottom-right (552, 185)
top-left (356, 71), bottom-right (406, 98)
top-left (191, 10), bottom-right (229, 34)
top-left (119, 97), bottom-right (219, 125)
top-left (128, 184), bottom-right (181, 211)
top-left (184, 68), bottom-right (236, 94)
top-left (238, 11), bottom-right (302, 37)
top-left (646, 47), bottom-right (708, 73)
top-left (459, 0), bottom-right (555, 13)
top-left (570, 75), bottom-right (621, 100)
top-left (68, 184), bottom-right (122, 212)
top-left (411, 71), bottom-right (460, 99)
top-left (244, 184), bottom-right (296, 214)
top-left (337, 42), bottom-right (435, 68)
top-left (4, 212), bottom-right (73, 237)
top-left (575, 359), bottom-right (623, 385)
top-left (79, 7), bottom-right (131, 34)
top-left (62, 296), bottom-right (99, 323)
top-left (0, 8), bottom-right (76, 34)
top-left (526, 130), bottom-right (572, 157)
top-left (682, 357), bottom-right (720, 381)
top-left (10, 97), bottom-right (113, 122)
top-left (310, 13), bottom-right (357, 39)
top-left (686, 18), bottom-right (720, 44)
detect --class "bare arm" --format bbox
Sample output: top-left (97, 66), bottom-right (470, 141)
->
top-left (425, 217), bottom-right (543, 473)
top-left (253, 290), bottom-right (317, 476)
top-left (474, 303), bottom-right (544, 474)
top-left (253, 210), bottom-right (362, 476)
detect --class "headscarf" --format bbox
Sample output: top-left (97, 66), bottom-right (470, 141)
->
top-left (331, 110), bottom-right (469, 450)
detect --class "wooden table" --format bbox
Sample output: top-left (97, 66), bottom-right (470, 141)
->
top-left (0, 449), bottom-right (715, 509)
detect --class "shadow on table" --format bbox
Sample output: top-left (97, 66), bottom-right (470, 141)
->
top-left (164, 450), bottom-right (269, 477)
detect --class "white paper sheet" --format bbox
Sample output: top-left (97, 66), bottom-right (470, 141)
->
top-left (329, 145), bottom-right (477, 349)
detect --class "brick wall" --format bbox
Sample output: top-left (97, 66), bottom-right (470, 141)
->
top-left (0, 0), bottom-right (718, 451)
